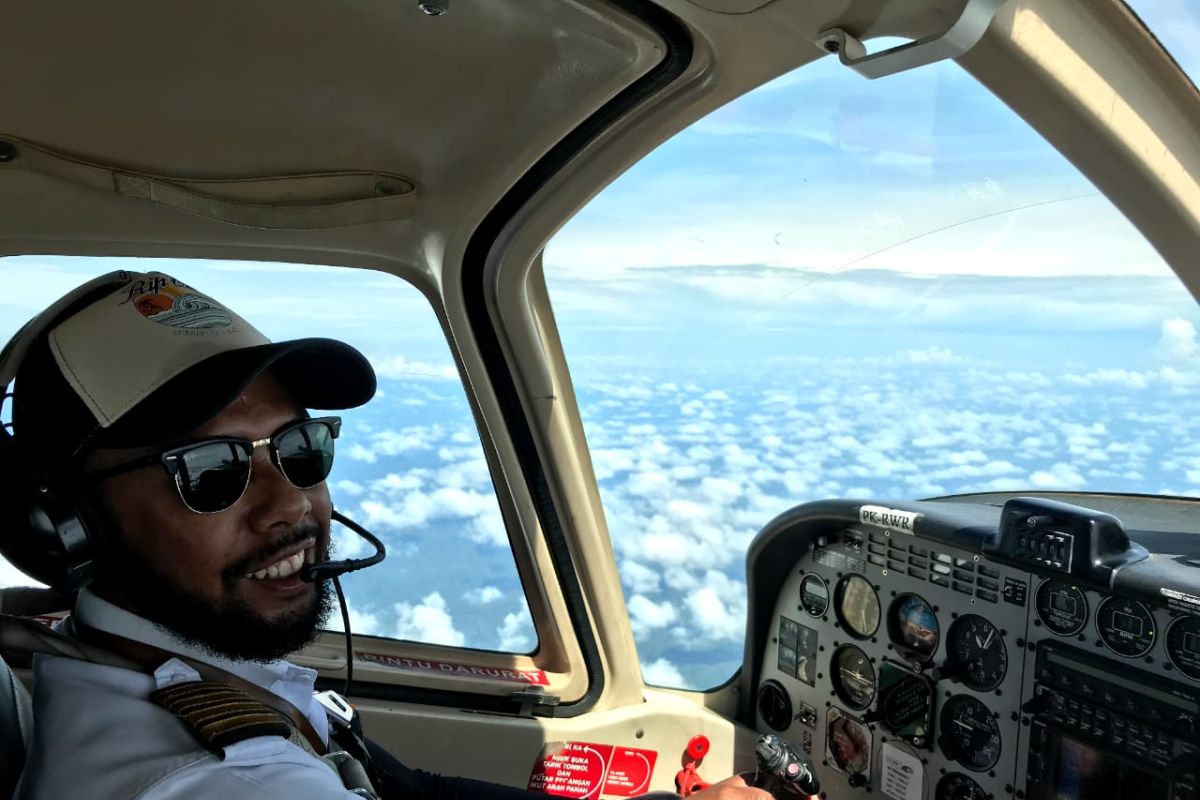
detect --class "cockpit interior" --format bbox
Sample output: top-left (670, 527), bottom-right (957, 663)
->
top-left (0, 0), bottom-right (1198, 799)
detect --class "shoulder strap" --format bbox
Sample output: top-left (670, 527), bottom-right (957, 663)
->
top-left (0, 613), bottom-right (381, 796)
top-left (150, 680), bottom-right (292, 752)
top-left (0, 613), bottom-right (330, 755)
top-left (73, 621), bottom-right (331, 756)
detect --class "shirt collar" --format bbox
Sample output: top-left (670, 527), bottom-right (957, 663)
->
top-left (73, 587), bottom-right (320, 701)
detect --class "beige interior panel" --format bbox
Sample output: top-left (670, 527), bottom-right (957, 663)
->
top-left (351, 687), bottom-right (759, 790)
top-left (0, 0), bottom-right (664, 275)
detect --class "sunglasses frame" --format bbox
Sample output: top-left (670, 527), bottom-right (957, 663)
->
top-left (88, 416), bottom-right (342, 514)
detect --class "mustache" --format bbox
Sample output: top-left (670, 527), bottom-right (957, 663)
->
top-left (223, 521), bottom-right (324, 580)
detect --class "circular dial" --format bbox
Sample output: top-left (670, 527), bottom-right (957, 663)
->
top-left (1035, 579), bottom-right (1089, 636)
top-left (827, 710), bottom-right (871, 776)
top-left (948, 615), bottom-right (1008, 691)
top-left (888, 593), bottom-right (940, 660)
top-left (831, 645), bottom-right (877, 710)
top-left (836, 574), bottom-right (880, 639)
top-left (799, 574), bottom-right (830, 617)
top-left (940, 695), bottom-right (1001, 771)
top-left (1097, 597), bottom-right (1156, 657)
top-left (757, 680), bottom-right (793, 732)
top-left (936, 773), bottom-right (989, 800)
top-left (1166, 616), bottom-right (1200, 681)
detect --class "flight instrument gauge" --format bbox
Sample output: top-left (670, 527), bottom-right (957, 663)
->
top-left (1167, 615), bottom-right (1200, 681)
top-left (1035, 579), bottom-right (1088, 636)
top-left (936, 773), bottom-right (989, 800)
top-left (888, 593), bottom-right (940, 660)
top-left (1097, 597), bottom-right (1156, 657)
top-left (835, 574), bottom-right (880, 639)
top-left (826, 708), bottom-right (872, 778)
top-left (831, 645), bottom-right (876, 710)
top-left (940, 695), bottom-right (1001, 772)
top-left (757, 680), bottom-right (793, 732)
top-left (947, 615), bottom-right (1008, 691)
top-left (799, 574), bottom-right (830, 617)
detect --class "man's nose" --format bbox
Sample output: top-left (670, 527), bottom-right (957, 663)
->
top-left (243, 449), bottom-right (310, 530)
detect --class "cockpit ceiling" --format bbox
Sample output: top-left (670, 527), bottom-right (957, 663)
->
top-left (0, 0), bottom-right (662, 270)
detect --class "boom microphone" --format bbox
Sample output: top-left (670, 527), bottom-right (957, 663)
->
top-left (300, 509), bottom-right (386, 582)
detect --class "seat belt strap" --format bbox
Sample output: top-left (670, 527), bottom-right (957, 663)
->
top-left (0, 613), bottom-right (382, 796)
top-left (71, 620), bottom-right (331, 755)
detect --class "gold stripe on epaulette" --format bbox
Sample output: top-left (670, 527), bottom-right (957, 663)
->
top-left (151, 680), bottom-right (292, 753)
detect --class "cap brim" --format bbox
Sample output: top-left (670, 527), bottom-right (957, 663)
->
top-left (93, 338), bottom-right (376, 449)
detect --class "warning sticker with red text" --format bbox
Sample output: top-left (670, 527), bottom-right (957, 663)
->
top-left (528, 741), bottom-right (658, 799)
top-left (355, 651), bottom-right (549, 685)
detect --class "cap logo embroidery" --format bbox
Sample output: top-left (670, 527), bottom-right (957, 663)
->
top-left (119, 276), bottom-right (233, 330)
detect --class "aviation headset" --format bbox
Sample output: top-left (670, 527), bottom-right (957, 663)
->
top-left (0, 270), bottom-right (385, 594)
top-left (0, 272), bottom-right (133, 594)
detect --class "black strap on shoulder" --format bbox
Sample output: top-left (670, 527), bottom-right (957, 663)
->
top-left (150, 680), bottom-right (291, 753)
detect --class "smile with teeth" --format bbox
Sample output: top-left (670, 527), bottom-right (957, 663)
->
top-left (245, 545), bottom-right (315, 580)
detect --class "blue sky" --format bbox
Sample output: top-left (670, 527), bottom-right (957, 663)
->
top-left (1, 2), bottom-right (1198, 690)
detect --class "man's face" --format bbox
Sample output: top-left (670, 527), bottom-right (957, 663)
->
top-left (89, 372), bottom-right (334, 661)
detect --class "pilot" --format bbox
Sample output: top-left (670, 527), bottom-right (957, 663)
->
top-left (1, 270), bottom-right (774, 800)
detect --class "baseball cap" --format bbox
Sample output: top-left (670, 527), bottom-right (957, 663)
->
top-left (1, 270), bottom-right (376, 456)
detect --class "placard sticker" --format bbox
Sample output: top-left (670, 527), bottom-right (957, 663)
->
top-left (528, 742), bottom-right (658, 799)
top-left (859, 506), bottom-right (920, 534)
top-left (356, 651), bottom-right (549, 685)
top-left (1162, 587), bottom-right (1200, 612)
top-left (879, 742), bottom-right (924, 800)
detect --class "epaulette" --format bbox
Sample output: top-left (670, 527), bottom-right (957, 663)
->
top-left (150, 680), bottom-right (292, 752)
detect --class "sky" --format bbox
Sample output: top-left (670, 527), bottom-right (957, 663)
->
top-left (0, 2), bottom-right (1198, 691)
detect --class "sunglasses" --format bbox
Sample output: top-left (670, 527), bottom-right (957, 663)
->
top-left (89, 417), bottom-right (341, 514)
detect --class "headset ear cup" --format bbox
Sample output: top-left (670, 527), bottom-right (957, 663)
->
top-left (0, 426), bottom-right (93, 594)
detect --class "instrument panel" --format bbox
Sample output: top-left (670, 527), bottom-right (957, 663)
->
top-left (752, 497), bottom-right (1200, 800)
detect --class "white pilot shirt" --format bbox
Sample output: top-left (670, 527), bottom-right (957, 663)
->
top-left (15, 588), bottom-right (364, 799)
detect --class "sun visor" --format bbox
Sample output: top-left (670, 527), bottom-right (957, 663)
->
top-left (0, 135), bottom-right (416, 230)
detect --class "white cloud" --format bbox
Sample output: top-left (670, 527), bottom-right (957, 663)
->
top-left (372, 472), bottom-right (425, 492)
top-left (468, 513), bottom-right (509, 547)
top-left (628, 594), bottom-right (678, 636)
top-left (357, 486), bottom-right (499, 532)
top-left (497, 609), bottom-right (536, 652)
top-left (324, 604), bottom-right (384, 637)
top-left (642, 658), bottom-right (688, 688)
top-left (902, 346), bottom-right (966, 365)
top-left (372, 354), bottom-right (458, 380)
top-left (332, 479), bottom-right (365, 498)
top-left (1159, 318), bottom-right (1198, 360)
top-left (627, 471), bottom-right (675, 499)
top-left (346, 443), bottom-right (378, 463)
top-left (331, 523), bottom-right (371, 558)
top-left (394, 592), bottom-right (465, 647)
top-left (620, 561), bottom-right (662, 594)
top-left (464, 586), bottom-right (504, 605)
top-left (1028, 463), bottom-right (1087, 490)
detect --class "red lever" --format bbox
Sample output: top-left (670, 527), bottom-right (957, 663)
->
top-left (675, 735), bottom-right (712, 797)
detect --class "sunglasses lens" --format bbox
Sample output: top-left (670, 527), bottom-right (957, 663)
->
top-left (176, 442), bottom-right (252, 513)
top-left (275, 420), bottom-right (337, 489)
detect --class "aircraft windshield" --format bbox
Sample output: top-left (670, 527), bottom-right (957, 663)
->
top-left (544, 19), bottom-right (1200, 690)
top-left (1125, 0), bottom-right (1199, 88)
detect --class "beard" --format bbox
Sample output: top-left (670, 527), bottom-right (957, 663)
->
top-left (92, 521), bottom-right (334, 663)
